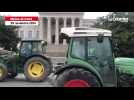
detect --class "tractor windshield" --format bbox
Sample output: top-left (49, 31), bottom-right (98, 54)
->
top-left (20, 41), bottom-right (43, 56)
top-left (20, 42), bottom-right (32, 56)
top-left (32, 42), bottom-right (42, 53)
top-left (87, 37), bottom-right (112, 60)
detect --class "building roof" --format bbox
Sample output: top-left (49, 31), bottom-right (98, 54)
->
top-left (60, 27), bottom-right (112, 37)
top-left (39, 12), bottom-right (84, 18)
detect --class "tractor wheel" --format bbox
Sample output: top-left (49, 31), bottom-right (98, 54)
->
top-left (0, 63), bottom-right (8, 81)
top-left (118, 73), bottom-right (131, 87)
top-left (55, 68), bottom-right (101, 87)
top-left (24, 57), bottom-right (51, 82)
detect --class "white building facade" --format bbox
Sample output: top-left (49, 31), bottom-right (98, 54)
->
top-left (18, 25), bottom-right (39, 40)
top-left (18, 12), bottom-right (83, 44)
top-left (39, 12), bottom-right (84, 45)
top-left (18, 12), bottom-right (97, 45)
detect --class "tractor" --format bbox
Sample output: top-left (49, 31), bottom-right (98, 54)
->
top-left (0, 40), bottom-right (53, 82)
top-left (54, 27), bottom-right (119, 87)
top-left (115, 57), bottom-right (134, 87)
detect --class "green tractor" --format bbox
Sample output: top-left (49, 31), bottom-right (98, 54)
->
top-left (0, 40), bottom-right (53, 82)
top-left (55, 27), bottom-right (134, 87)
top-left (55, 27), bottom-right (118, 87)
top-left (115, 57), bottom-right (134, 87)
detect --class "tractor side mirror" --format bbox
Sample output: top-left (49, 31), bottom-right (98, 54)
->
top-left (17, 42), bottom-right (21, 51)
top-left (60, 33), bottom-right (70, 44)
top-left (41, 41), bottom-right (47, 53)
top-left (114, 43), bottom-right (118, 50)
top-left (111, 39), bottom-right (118, 50)
top-left (60, 33), bottom-right (68, 39)
top-left (113, 41), bottom-right (118, 51)
top-left (41, 41), bottom-right (47, 46)
top-left (111, 39), bottom-right (119, 57)
top-left (44, 41), bottom-right (47, 46)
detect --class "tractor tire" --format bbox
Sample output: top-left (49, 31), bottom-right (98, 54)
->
top-left (118, 73), bottom-right (131, 87)
top-left (0, 63), bottom-right (8, 81)
top-left (24, 57), bottom-right (51, 82)
top-left (55, 68), bottom-right (101, 87)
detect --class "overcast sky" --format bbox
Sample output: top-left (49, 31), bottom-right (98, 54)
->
top-left (0, 12), bottom-right (109, 19)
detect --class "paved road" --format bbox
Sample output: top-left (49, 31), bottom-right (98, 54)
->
top-left (0, 73), bottom-right (56, 87)
top-left (0, 57), bottom-right (65, 87)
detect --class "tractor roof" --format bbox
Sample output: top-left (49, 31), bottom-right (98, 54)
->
top-left (60, 27), bottom-right (112, 37)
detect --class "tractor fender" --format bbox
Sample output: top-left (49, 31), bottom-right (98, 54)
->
top-left (23, 54), bottom-right (53, 71)
top-left (55, 64), bottom-right (103, 86)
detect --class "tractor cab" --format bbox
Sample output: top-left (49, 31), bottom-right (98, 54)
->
top-left (17, 40), bottom-right (48, 69)
top-left (18, 40), bottom-right (47, 57)
top-left (55, 27), bottom-right (117, 87)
